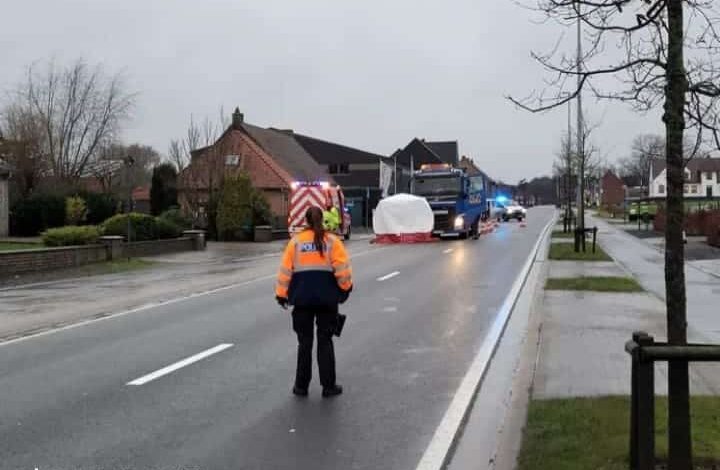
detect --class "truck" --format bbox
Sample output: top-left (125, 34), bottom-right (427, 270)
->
top-left (410, 163), bottom-right (493, 239)
top-left (288, 181), bottom-right (351, 240)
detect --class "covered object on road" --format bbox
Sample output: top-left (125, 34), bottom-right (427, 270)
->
top-left (373, 193), bottom-right (434, 243)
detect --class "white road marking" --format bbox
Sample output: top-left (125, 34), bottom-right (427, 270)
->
top-left (443, 248), bottom-right (454, 254)
top-left (127, 343), bottom-right (234, 386)
top-left (382, 306), bottom-right (398, 313)
top-left (377, 271), bottom-right (400, 282)
top-left (414, 215), bottom-right (556, 470)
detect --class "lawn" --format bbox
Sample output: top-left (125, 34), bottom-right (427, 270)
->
top-left (0, 242), bottom-right (43, 252)
top-left (517, 396), bottom-right (720, 470)
top-left (548, 242), bottom-right (612, 261)
top-left (551, 230), bottom-right (574, 239)
top-left (545, 276), bottom-right (643, 292)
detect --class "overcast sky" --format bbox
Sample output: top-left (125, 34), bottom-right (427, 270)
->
top-left (2, 0), bottom-right (664, 184)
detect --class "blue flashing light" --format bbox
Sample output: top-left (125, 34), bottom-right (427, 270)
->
top-left (496, 195), bottom-right (508, 204)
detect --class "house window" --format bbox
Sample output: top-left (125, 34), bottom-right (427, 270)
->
top-left (339, 163), bottom-right (350, 174)
top-left (328, 164), bottom-right (338, 174)
top-left (691, 185), bottom-right (698, 194)
top-left (706, 172), bottom-right (714, 181)
top-left (658, 184), bottom-right (665, 194)
top-left (225, 155), bottom-right (240, 166)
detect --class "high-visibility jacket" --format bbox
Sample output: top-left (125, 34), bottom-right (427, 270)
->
top-left (276, 229), bottom-right (353, 308)
top-left (323, 207), bottom-right (340, 231)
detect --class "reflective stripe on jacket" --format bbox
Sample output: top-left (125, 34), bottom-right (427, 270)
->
top-left (275, 229), bottom-right (353, 308)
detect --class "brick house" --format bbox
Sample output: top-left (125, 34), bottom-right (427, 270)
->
top-left (600, 170), bottom-right (625, 210)
top-left (386, 138), bottom-right (459, 194)
top-left (178, 109), bottom-right (330, 227)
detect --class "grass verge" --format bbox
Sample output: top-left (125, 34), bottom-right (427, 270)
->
top-left (0, 242), bottom-right (43, 252)
top-left (551, 230), bottom-right (574, 239)
top-left (517, 396), bottom-right (720, 470)
top-left (77, 259), bottom-right (154, 276)
top-left (549, 242), bottom-right (612, 261)
top-left (545, 276), bottom-right (643, 292)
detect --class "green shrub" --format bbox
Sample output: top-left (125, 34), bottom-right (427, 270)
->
top-left (10, 194), bottom-right (67, 236)
top-left (154, 217), bottom-right (182, 239)
top-left (65, 196), bottom-right (88, 225)
top-left (216, 174), bottom-right (254, 240)
top-left (150, 163), bottom-right (178, 215)
top-left (81, 192), bottom-right (118, 225)
top-left (159, 208), bottom-right (192, 230)
top-left (42, 225), bottom-right (101, 247)
top-left (102, 213), bottom-right (158, 241)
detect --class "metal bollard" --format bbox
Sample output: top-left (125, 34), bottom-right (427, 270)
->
top-left (628, 332), bottom-right (655, 470)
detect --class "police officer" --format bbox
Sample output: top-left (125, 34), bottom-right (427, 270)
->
top-left (323, 202), bottom-right (341, 232)
top-left (276, 206), bottom-right (353, 397)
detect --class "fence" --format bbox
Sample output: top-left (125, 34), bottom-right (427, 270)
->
top-left (625, 331), bottom-right (720, 470)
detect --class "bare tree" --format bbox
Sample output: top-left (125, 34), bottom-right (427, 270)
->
top-left (0, 102), bottom-right (46, 196)
top-left (620, 133), bottom-right (665, 189)
top-left (174, 111), bottom-right (230, 233)
top-left (7, 58), bottom-right (135, 183)
top-left (509, 1), bottom-right (720, 466)
top-left (553, 131), bottom-right (576, 227)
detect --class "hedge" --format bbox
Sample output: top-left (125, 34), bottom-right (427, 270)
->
top-left (42, 225), bottom-right (101, 247)
top-left (10, 194), bottom-right (66, 236)
top-left (102, 213), bottom-right (182, 241)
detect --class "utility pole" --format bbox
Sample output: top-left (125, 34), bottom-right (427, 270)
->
top-left (576, 9), bottom-right (586, 248)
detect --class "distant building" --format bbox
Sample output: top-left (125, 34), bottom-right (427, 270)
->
top-left (600, 170), bottom-right (625, 209)
top-left (386, 138), bottom-right (459, 194)
top-left (131, 186), bottom-right (151, 214)
top-left (649, 158), bottom-right (720, 199)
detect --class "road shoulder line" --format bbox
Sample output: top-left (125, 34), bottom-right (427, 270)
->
top-left (414, 214), bottom-right (556, 470)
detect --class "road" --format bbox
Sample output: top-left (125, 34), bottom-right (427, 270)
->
top-left (0, 206), bottom-right (554, 470)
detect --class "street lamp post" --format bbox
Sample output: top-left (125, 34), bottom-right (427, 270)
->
top-left (124, 156), bottom-right (135, 245)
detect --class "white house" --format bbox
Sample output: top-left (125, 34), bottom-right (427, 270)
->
top-left (649, 158), bottom-right (720, 199)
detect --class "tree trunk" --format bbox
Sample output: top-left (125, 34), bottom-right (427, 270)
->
top-left (664, 1), bottom-right (692, 468)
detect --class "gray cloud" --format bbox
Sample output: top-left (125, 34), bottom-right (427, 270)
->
top-left (1, 0), bottom-right (662, 183)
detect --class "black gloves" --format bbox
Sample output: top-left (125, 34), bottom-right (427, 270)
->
top-left (339, 285), bottom-right (353, 304)
top-left (276, 296), bottom-right (289, 309)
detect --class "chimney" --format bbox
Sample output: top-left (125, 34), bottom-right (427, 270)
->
top-left (232, 107), bottom-right (244, 129)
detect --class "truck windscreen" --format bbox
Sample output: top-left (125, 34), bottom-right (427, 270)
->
top-left (413, 176), bottom-right (461, 196)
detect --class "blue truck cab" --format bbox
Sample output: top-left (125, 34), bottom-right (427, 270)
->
top-left (411, 163), bottom-right (491, 239)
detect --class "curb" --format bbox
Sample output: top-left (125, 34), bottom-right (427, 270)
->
top-left (414, 213), bottom-right (557, 470)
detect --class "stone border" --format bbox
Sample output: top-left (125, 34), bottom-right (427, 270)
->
top-left (0, 231), bottom-right (205, 278)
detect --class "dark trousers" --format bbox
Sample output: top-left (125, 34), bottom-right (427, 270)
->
top-left (292, 307), bottom-right (337, 389)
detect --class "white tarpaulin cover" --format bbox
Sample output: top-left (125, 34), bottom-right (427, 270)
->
top-left (373, 193), bottom-right (434, 235)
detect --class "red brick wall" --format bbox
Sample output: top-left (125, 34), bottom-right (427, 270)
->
top-left (601, 172), bottom-right (625, 208)
top-left (0, 245), bottom-right (108, 277)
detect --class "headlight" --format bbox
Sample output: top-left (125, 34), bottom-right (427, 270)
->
top-left (454, 215), bottom-right (464, 229)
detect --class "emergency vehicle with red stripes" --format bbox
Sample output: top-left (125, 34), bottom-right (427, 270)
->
top-left (288, 181), bottom-right (352, 240)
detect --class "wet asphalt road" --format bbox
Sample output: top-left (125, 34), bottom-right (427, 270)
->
top-left (0, 207), bottom-right (554, 470)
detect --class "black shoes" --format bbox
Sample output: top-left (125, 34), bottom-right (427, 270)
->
top-left (322, 384), bottom-right (343, 398)
top-left (293, 384), bottom-right (343, 397)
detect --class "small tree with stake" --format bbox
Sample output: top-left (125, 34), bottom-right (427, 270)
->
top-left (509, 1), bottom-right (720, 467)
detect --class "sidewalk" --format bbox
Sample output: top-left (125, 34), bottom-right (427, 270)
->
top-left (588, 213), bottom-right (720, 344)
top-left (474, 218), bottom-right (720, 469)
